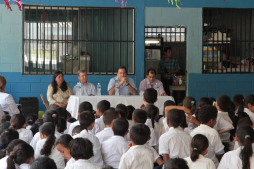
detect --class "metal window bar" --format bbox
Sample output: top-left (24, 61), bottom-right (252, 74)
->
top-left (23, 5), bottom-right (135, 75)
top-left (202, 8), bottom-right (254, 74)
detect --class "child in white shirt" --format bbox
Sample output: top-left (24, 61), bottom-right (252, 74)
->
top-left (65, 138), bottom-right (101, 169)
top-left (101, 117), bottom-right (129, 168)
top-left (73, 111), bottom-right (104, 168)
top-left (184, 134), bottom-right (215, 169)
top-left (127, 105), bottom-right (135, 129)
top-left (35, 122), bottom-right (65, 169)
top-left (159, 109), bottom-right (192, 164)
top-left (243, 94), bottom-right (254, 124)
top-left (6, 142), bottom-right (34, 169)
top-left (10, 114), bottom-right (33, 144)
top-left (119, 123), bottom-right (154, 169)
top-left (145, 105), bottom-right (164, 148)
top-left (95, 109), bottom-right (119, 144)
top-left (25, 114), bottom-right (37, 130)
top-left (30, 157), bottom-right (57, 169)
top-left (191, 105), bottom-right (225, 168)
top-left (95, 100), bottom-right (110, 130)
top-left (218, 126), bottom-right (254, 169)
top-left (0, 139), bottom-right (25, 169)
top-left (164, 158), bottom-right (189, 169)
top-left (56, 134), bottom-right (75, 167)
top-left (68, 102), bottom-right (101, 135)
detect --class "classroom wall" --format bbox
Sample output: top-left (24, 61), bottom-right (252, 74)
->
top-left (0, 0), bottom-right (254, 111)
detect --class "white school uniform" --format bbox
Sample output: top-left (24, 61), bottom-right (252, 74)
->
top-left (118, 145), bottom-right (154, 169)
top-left (17, 128), bottom-right (33, 143)
top-left (158, 116), bottom-right (164, 127)
top-left (0, 156), bottom-right (8, 169)
top-left (66, 158), bottom-right (75, 167)
top-left (101, 135), bottom-right (128, 169)
top-left (145, 143), bottom-right (160, 162)
top-left (217, 111), bottom-right (233, 143)
top-left (145, 119), bottom-right (164, 146)
top-left (68, 121), bottom-right (101, 136)
top-left (162, 117), bottom-right (169, 132)
top-left (95, 116), bottom-right (105, 130)
top-left (244, 108), bottom-right (254, 124)
top-left (0, 93), bottom-right (19, 116)
top-left (64, 121), bottom-right (71, 134)
top-left (35, 138), bottom-right (65, 169)
top-left (73, 129), bottom-right (104, 167)
top-left (95, 127), bottom-right (114, 144)
top-left (18, 164), bottom-right (30, 169)
top-left (147, 127), bottom-right (157, 147)
top-left (64, 159), bottom-right (101, 169)
top-left (191, 124), bottom-right (224, 168)
top-left (234, 141), bottom-right (240, 150)
top-left (26, 125), bottom-right (32, 130)
top-left (218, 143), bottom-right (254, 169)
top-left (159, 126), bottom-right (191, 158)
top-left (30, 130), bottom-right (62, 150)
top-left (184, 155), bottom-right (216, 169)
top-left (128, 120), bottom-right (134, 129)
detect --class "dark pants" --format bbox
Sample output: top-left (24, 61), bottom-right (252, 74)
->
top-left (49, 104), bottom-right (60, 110)
top-left (161, 78), bottom-right (173, 96)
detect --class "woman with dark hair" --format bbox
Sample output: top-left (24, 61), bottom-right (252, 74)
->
top-left (47, 71), bottom-right (72, 110)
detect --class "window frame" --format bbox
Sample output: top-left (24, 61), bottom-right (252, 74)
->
top-left (22, 5), bottom-right (136, 75)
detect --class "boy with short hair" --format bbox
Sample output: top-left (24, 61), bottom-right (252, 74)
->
top-left (101, 117), bottom-right (129, 168)
top-left (216, 94), bottom-right (233, 147)
top-left (191, 105), bottom-right (224, 168)
top-left (72, 125), bottom-right (81, 136)
top-left (95, 109), bottom-right (119, 144)
top-left (73, 111), bottom-right (104, 167)
top-left (96, 100), bottom-right (110, 130)
top-left (119, 123), bottom-right (154, 169)
top-left (140, 88), bottom-right (158, 109)
top-left (116, 104), bottom-right (128, 118)
top-left (68, 101), bottom-right (101, 135)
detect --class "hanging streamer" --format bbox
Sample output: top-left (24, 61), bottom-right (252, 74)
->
top-left (168, 0), bottom-right (183, 9)
top-left (3, 0), bottom-right (23, 11)
top-left (115, 0), bottom-right (127, 7)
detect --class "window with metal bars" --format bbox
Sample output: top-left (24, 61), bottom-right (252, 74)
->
top-left (23, 5), bottom-right (135, 75)
top-left (145, 26), bottom-right (186, 42)
top-left (203, 8), bottom-right (254, 74)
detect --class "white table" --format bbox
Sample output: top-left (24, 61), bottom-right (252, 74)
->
top-left (67, 95), bottom-right (175, 119)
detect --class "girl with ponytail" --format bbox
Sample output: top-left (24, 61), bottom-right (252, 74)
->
top-left (184, 134), bottom-right (215, 169)
top-left (35, 122), bottom-right (65, 169)
top-left (6, 143), bottom-right (34, 169)
top-left (218, 126), bottom-right (254, 169)
top-left (243, 94), bottom-right (254, 124)
top-left (145, 105), bottom-right (164, 141)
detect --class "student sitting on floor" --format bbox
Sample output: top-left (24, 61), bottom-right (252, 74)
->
top-left (73, 111), bottom-right (104, 168)
top-left (95, 109), bottom-right (119, 144)
top-left (72, 125), bottom-right (82, 136)
top-left (95, 100), bottom-right (110, 130)
top-left (101, 117), bottom-right (129, 169)
top-left (56, 134), bottom-right (75, 167)
top-left (159, 109), bottom-right (191, 164)
top-left (68, 101), bottom-right (101, 136)
top-left (6, 143), bottom-right (34, 169)
top-left (35, 122), bottom-right (65, 169)
top-left (30, 157), bottom-right (57, 169)
top-left (191, 105), bottom-right (224, 168)
top-left (164, 158), bottom-right (189, 169)
top-left (119, 123), bottom-right (154, 169)
top-left (126, 105), bottom-right (135, 129)
top-left (184, 134), bottom-right (215, 169)
top-left (65, 138), bottom-right (101, 169)
top-left (10, 114), bottom-right (33, 144)
top-left (218, 126), bottom-right (254, 169)
top-left (243, 94), bottom-right (254, 124)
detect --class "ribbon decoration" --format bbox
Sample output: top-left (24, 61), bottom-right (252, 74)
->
top-left (168, 0), bottom-right (183, 9)
top-left (3, 0), bottom-right (23, 11)
top-left (115, 0), bottom-right (127, 8)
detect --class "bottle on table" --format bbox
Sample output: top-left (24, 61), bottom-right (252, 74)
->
top-left (155, 83), bottom-right (159, 96)
top-left (97, 83), bottom-right (101, 96)
top-left (115, 83), bottom-right (119, 96)
top-left (76, 82), bottom-right (82, 96)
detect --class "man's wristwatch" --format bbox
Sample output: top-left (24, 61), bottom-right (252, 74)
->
top-left (126, 83), bottom-right (129, 86)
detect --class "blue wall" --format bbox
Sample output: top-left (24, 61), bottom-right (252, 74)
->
top-left (1, 0), bottom-right (254, 111)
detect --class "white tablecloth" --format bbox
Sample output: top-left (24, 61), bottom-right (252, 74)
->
top-left (67, 95), bottom-right (175, 119)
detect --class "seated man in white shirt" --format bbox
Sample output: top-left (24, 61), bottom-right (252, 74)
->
top-left (73, 70), bottom-right (96, 96)
top-left (101, 117), bottom-right (129, 168)
top-left (96, 109), bottom-right (119, 144)
top-left (108, 66), bottom-right (137, 96)
top-left (139, 68), bottom-right (167, 96)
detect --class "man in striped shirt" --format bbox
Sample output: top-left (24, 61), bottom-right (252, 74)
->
top-left (158, 47), bottom-right (180, 95)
